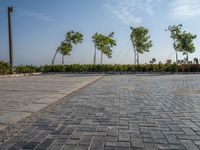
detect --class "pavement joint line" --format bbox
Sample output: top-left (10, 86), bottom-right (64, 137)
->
top-left (0, 74), bottom-right (105, 143)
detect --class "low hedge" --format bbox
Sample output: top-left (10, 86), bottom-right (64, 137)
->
top-left (42, 64), bottom-right (200, 73)
top-left (0, 61), bottom-right (11, 75)
top-left (1, 64), bottom-right (200, 75)
top-left (16, 65), bottom-right (43, 74)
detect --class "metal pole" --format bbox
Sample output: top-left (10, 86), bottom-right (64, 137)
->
top-left (8, 7), bottom-right (14, 73)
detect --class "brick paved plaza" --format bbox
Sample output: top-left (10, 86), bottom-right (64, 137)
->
top-left (1, 74), bottom-right (200, 149)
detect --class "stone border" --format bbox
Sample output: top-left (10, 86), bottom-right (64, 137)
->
top-left (0, 75), bottom-right (104, 144)
top-left (1, 72), bottom-right (200, 78)
top-left (0, 73), bottom-right (43, 78)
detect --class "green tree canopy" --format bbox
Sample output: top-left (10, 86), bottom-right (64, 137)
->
top-left (57, 42), bottom-right (72, 56)
top-left (52, 30), bottom-right (83, 65)
top-left (130, 26), bottom-right (153, 64)
top-left (166, 24), bottom-right (196, 63)
top-left (92, 32), bottom-right (116, 64)
top-left (176, 32), bottom-right (196, 55)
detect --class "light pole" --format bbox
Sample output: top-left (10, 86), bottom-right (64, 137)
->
top-left (8, 6), bottom-right (14, 73)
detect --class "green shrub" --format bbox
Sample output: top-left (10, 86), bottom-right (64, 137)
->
top-left (16, 65), bottom-right (42, 74)
top-left (3, 64), bottom-right (200, 74)
top-left (0, 61), bottom-right (11, 75)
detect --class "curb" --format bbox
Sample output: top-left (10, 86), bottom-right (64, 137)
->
top-left (0, 73), bottom-right (43, 78)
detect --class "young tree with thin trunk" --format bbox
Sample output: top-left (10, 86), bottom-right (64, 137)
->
top-left (193, 58), bottom-right (199, 64)
top-left (166, 24), bottom-right (182, 64)
top-left (175, 31), bottom-right (196, 63)
top-left (92, 32), bottom-right (116, 64)
top-left (52, 30), bottom-right (83, 65)
top-left (130, 26), bottom-right (152, 64)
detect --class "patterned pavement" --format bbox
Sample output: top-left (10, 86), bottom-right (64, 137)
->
top-left (1, 74), bottom-right (200, 150)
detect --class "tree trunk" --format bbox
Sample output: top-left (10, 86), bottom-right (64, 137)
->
top-left (137, 52), bottom-right (139, 64)
top-left (100, 51), bottom-right (103, 64)
top-left (134, 48), bottom-right (137, 64)
top-left (176, 51), bottom-right (178, 64)
top-left (62, 55), bottom-right (64, 65)
top-left (52, 50), bottom-right (58, 65)
top-left (186, 52), bottom-right (189, 64)
top-left (93, 46), bottom-right (97, 64)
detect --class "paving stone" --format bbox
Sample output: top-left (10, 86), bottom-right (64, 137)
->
top-left (0, 112), bottom-right (32, 125)
top-left (181, 140), bottom-right (199, 150)
top-left (0, 74), bottom-right (102, 132)
top-left (165, 135), bottom-right (181, 144)
top-left (65, 139), bottom-right (79, 145)
top-left (30, 131), bottom-right (49, 143)
top-left (17, 104), bottom-right (48, 113)
top-left (48, 144), bottom-right (64, 150)
top-left (1, 74), bottom-right (200, 149)
top-left (90, 140), bottom-right (105, 150)
top-left (63, 145), bottom-right (88, 150)
top-left (118, 132), bottom-right (129, 142)
top-left (193, 140), bottom-right (200, 146)
top-left (142, 137), bottom-right (154, 143)
top-left (79, 135), bottom-right (93, 146)
top-left (35, 138), bottom-right (54, 149)
top-left (157, 143), bottom-right (186, 150)
top-left (182, 128), bottom-right (197, 135)
top-left (107, 127), bottom-right (118, 137)
top-left (22, 142), bottom-right (39, 149)
top-left (130, 138), bottom-right (144, 148)
top-left (151, 131), bottom-right (165, 139)
top-left (70, 130), bottom-right (84, 140)
top-left (144, 143), bottom-right (158, 150)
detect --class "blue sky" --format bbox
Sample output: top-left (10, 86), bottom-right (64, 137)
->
top-left (0, 0), bottom-right (200, 65)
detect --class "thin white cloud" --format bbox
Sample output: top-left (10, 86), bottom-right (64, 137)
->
top-left (170, 0), bottom-right (200, 20)
top-left (103, 0), bottom-right (164, 25)
top-left (20, 10), bottom-right (53, 22)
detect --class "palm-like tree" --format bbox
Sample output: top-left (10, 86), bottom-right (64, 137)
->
top-left (52, 30), bottom-right (83, 65)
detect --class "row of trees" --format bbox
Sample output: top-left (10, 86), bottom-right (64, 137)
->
top-left (52, 25), bottom-right (197, 65)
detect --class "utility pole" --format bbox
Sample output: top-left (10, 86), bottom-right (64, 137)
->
top-left (8, 6), bottom-right (14, 73)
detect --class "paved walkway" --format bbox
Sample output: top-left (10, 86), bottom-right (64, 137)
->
top-left (0, 74), bottom-right (102, 131)
top-left (1, 74), bottom-right (200, 149)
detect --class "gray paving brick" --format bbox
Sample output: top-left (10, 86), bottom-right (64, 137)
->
top-left (35, 138), bottom-right (54, 149)
top-left (107, 127), bottom-right (118, 137)
top-left (118, 132), bottom-right (129, 142)
top-left (144, 143), bottom-right (158, 150)
top-left (165, 134), bottom-right (181, 144)
top-left (182, 128), bottom-right (197, 135)
top-left (1, 74), bottom-right (200, 149)
top-left (90, 140), bottom-right (105, 150)
top-left (181, 140), bottom-right (199, 150)
top-left (79, 135), bottom-right (93, 146)
top-left (130, 138), bottom-right (144, 148)
top-left (157, 143), bottom-right (186, 150)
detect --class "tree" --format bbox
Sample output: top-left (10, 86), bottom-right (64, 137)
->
top-left (166, 24), bottom-right (182, 64)
top-left (52, 30), bottom-right (83, 65)
top-left (193, 58), bottom-right (199, 64)
top-left (150, 58), bottom-right (156, 64)
top-left (175, 31), bottom-right (197, 63)
top-left (92, 32), bottom-right (116, 64)
top-left (130, 26), bottom-right (153, 64)
top-left (166, 59), bottom-right (172, 64)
